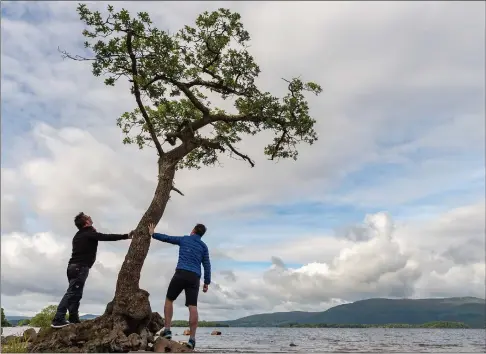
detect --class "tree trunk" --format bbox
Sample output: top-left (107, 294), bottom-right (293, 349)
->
top-left (111, 156), bottom-right (178, 324)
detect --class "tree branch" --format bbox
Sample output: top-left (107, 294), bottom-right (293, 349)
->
top-left (165, 111), bottom-right (285, 146)
top-left (186, 79), bottom-right (248, 96)
top-left (143, 75), bottom-right (247, 99)
top-left (126, 30), bottom-right (164, 157)
top-left (141, 75), bottom-right (210, 116)
top-left (226, 142), bottom-right (255, 167)
top-left (175, 82), bottom-right (209, 115)
top-left (208, 112), bottom-right (285, 131)
top-left (197, 138), bottom-right (225, 151)
top-left (270, 128), bottom-right (288, 161)
top-left (58, 47), bottom-right (96, 61)
top-left (167, 136), bottom-right (224, 161)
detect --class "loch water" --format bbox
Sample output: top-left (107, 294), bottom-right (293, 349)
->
top-left (3, 326), bottom-right (485, 352)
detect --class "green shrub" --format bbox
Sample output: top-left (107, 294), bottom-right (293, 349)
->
top-left (29, 305), bottom-right (66, 328)
top-left (17, 319), bottom-right (31, 326)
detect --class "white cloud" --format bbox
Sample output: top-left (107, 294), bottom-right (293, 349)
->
top-left (261, 212), bottom-right (421, 303)
top-left (2, 203), bottom-right (483, 319)
top-left (1, 1), bottom-right (484, 320)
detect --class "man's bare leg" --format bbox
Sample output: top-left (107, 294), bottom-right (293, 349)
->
top-left (164, 298), bottom-right (174, 330)
top-left (188, 305), bottom-right (199, 339)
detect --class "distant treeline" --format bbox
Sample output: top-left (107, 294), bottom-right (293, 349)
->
top-left (4, 318), bottom-right (472, 329)
top-left (279, 321), bottom-right (470, 329)
top-left (7, 318), bottom-right (229, 328)
top-left (12, 319), bottom-right (31, 326)
top-left (171, 320), bottom-right (229, 327)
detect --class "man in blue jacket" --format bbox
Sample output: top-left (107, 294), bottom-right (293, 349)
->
top-left (148, 222), bottom-right (211, 350)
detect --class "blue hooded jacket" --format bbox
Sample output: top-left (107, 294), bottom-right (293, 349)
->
top-left (152, 232), bottom-right (211, 285)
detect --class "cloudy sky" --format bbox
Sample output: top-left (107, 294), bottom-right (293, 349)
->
top-left (1, 1), bottom-right (485, 320)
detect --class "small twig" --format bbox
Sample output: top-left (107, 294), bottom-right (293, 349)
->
top-left (171, 185), bottom-right (184, 196)
top-left (58, 47), bottom-right (94, 61)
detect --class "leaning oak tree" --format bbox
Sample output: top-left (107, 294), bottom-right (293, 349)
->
top-left (30, 4), bottom-right (321, 353)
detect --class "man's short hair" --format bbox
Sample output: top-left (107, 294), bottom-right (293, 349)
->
top-left (193, 223), bottom-right (206, 237)
top-left (74, 212), bottom-right (87, 230)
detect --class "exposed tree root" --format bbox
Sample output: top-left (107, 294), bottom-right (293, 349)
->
top-left (27, 311), bottom-right (191, 353)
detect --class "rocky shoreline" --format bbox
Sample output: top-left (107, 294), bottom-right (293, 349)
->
top-left (2, 328), bottom-right (193, 353)
top-left (1, 324), bottom-right (224, 352)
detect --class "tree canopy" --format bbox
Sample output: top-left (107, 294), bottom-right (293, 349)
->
top-left (64, 4), bottom-right (321, 171)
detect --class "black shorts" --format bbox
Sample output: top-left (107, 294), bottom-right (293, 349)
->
top-left (166, 269), bottom-right (200, 307)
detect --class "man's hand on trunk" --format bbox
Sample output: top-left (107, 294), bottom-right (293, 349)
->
top-left (148, 223), bottom-right (155, 236)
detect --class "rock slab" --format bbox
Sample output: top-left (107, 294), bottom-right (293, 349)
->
top-left (153, 337), bottom-right (193, 353)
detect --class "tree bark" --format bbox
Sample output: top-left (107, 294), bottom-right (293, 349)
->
top-left (109, 156), bottom-right (178, 327)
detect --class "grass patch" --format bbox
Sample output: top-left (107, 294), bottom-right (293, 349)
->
top-left (2, 336), bottom-right (28, 353)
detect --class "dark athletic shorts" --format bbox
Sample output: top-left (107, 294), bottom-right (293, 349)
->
top-left (166, 269), bottom-right (200, 307)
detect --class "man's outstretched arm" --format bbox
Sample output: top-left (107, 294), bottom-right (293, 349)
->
top-left (148, 222), bottom-right (182, 245)
top-left (152, 232), bottom-right (182, 245)
top-left (89, 231), bottom-right (131, 241)
top-left (202, 245), bottom-right (211, 285)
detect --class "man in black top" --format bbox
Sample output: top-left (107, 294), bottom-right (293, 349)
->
top-left (51, 212), bottom-right (133, 328)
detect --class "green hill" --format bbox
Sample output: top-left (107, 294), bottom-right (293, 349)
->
top-left (222, 297), bottom-right (485, 328)
top-left (5, 316), bottom-right (31, 326)
top-left (222, 311), bottom-right (319, 327)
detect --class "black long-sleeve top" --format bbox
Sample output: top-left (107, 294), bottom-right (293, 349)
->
top-left (68, 226), bottom-right (128, 268)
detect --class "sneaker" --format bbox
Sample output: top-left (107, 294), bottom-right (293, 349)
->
top-left (68, 315), bottom-right (80, 324)
top-left (161, 328), bottom-right (172, 340)
top-left (51, 319), bottom-right (71, 328)
top-left (186, 338), bottom-right (196, 350)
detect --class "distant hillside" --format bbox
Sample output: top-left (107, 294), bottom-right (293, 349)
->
top-left (5, 316), bottom-right (31, 326)
top-left (222, 297), bottom-right (486, 329)
top-left (5, 313), bottom-right (99, 326)
top-left (5, 315), bottom-right (31, 321)
top-left (222, 311), bottom-right (319, 327)
top-left (80, 314), bottom-right (99, 320)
